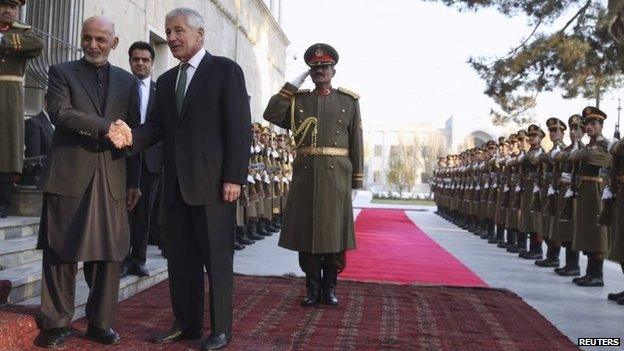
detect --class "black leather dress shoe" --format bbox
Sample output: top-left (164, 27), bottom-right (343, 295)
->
top-left (86, 326), bottom-right (121, 345)
top-left (607, 290), bottom-right (624, 301)
top-left (129, 263), bottom-right (150, 277)
top-left (153, 326), bottom-right (202, 344)
top-left (35, 326), bottom-right (72, 348)
top-left (201, 332), bottom-right (231, 350)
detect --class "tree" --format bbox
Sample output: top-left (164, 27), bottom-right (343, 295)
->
top-left (428, 0), bottom-right (624, 125)
top-left (386, 140), bottom-right (417, 194)
top-left (414, 133), bottom-right (447, 183)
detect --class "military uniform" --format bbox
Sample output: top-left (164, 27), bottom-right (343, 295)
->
top-left (607, 135), bottom-right (624, 303)
top-left (551, 115), bottom-right (584, 276)
top-left (492, 137), bottom-right (509, 244)
top-left (0, 5), bottom-right (44, 216)
top-left (570, 107), bottom-right (612, 286)
top-left (534, 118), bottom-right (567, 267)
top-left (519, 124), bottom-right (545, 259)
top-left (506, 131), bottom-right (527, 253)
top-left (263, 43), bottom-right (363, 306)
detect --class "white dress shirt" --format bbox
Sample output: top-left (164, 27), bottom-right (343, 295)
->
top-left (175, 49), bottom-right (206, 97)
top-left (138, 76), bottom-right (151, 124)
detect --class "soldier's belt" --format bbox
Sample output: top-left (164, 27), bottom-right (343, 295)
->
top-left (0, 75), bottom-right (23, 83)
top-left (579, 176), bottom-right (603, 183)
top-left (297, 147), bottom-right (348, 156)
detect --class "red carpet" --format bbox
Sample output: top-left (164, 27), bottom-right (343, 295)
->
top-left (342, 209), bottom-right (487, 287)
top-left (14, 276), bottom-right (577, 351)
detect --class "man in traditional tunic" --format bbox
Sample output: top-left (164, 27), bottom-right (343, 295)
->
top-left (35, 16), bottom-right (140, 347)
top-left (264, 43), bottom-right (363, 306)
top-left (0, 0), bottom-right (43, 217)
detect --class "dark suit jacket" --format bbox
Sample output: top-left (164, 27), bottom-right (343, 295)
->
top-left (131, 51), bottom-right (251, 206)
top-left (41, 58), bottom-right (140, 200)
top-left (142, 81), bottom-right (163, 174)
top-left (24, 111), bottom-right (53, 157)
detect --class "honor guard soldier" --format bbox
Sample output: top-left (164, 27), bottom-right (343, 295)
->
top-left (491, 137), bottom-right (510, 244)
top-left (506, 131), bottom-right (526, 253)
top-left (0, 0), bottom-right (43, 217)
top-left (520, 124), bottom-right (545, 260)
top-left (570, 107), bottom-right (612, 286)
top-left (264, 43), bottom-right (364, 306)
top-left (607, 121), bottom-right (624, 304)
top-left (552, 115), bottom-right (585, 276)
top-left (535, 118), bottom-right (567, 267)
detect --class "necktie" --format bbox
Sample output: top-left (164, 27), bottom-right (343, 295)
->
top-left (176, 63), bottom-right (190, 115)
top-left (138, 79), bottom-right (146, 124)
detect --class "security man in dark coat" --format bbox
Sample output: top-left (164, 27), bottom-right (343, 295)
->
top-left (264, 43), bottom-right (364, 306)
top-left (0, 0), bottom-right (43, 218)
top-left (24, 105), bottom-right (54, 158)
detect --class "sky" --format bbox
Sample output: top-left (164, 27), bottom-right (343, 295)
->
top-left (280, 0), bottom-right (622, 137)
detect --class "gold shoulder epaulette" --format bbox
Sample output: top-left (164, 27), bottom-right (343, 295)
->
top-left (11, 22), bottom-right (32, 30)
top-left (296, 89), bottom-right (310, 94)
top-left (338, 87), bottom-right (360, 99)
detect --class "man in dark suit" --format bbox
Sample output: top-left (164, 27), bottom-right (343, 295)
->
top-left (121, 41), bottom-right (162, 278)
top-left (34, 16), bottom-right (141, 348)
top-left (24, 99), bottom-right (54, 158)
top-left (110, 7), bottom-right (251, 350)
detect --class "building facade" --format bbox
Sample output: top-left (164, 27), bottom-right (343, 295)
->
top-left (22, 0), bottom-right (288, 121)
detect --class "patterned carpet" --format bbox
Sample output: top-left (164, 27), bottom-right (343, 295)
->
top-left (20, 275), bottom-right (577, 351)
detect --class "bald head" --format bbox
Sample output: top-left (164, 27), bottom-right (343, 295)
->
top-left (81, 16), bottom-right (118, 66)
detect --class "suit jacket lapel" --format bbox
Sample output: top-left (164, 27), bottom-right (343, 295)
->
top-left (179, 52), bottom-right (215, 125)
top-left (73, 59), bottom-right (102, 116)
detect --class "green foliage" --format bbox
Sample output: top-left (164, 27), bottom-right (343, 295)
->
top-left (429, 0), bottom-right (624, 125)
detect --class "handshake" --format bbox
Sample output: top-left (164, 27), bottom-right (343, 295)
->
top-left (106, 119), bottom-right (133, 149)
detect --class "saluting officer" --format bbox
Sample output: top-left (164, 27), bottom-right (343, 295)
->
top-left (264, 43), bottom-right (363, 306)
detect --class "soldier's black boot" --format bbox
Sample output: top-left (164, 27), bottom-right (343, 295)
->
top-left (508, 232), bottom-right (525, 253)
top-left (264, 218), bottom-right (279, 233)
top-left (573, 257), bottom-right (591, 284)
top-left (535, 244), bottom-right (560, 267)
top-left (578, 258), bottom-right (604, 287)
top-left (237, 226), bottom-right (254, 245)
top-left (246, 220), bottom-right (265, 241)
top-left (301, 271), bottom-right (322, 306)
top-left (501, 229), bottom-right (515, 249)
top-left (490, 225), bottom-right (504, 244)
top-left (557, 247), bottom-right (580, 276)
top-left (233, 238), bottom-right (245, 250)
top-left (321, 268), bottom-right (339, 305)
top-left (521, 234), bottom-right (543, 259)
top-left (257, 220), bottom-right (273, 237)
top-left (272, 214), bottom-right (282, 230)
top-left (608, 263), bottom-right (624, 301)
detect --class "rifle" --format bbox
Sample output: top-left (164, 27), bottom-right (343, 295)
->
top-left (559, 147), bottom-right (578, 221)
top-left (530, 154), bottom-right (543, 213)
top-left (597, 109), bottom-right (620, 225)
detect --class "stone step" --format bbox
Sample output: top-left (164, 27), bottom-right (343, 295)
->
top-left (0, 235), bottom-right (41, 270)
top-left (18, 248), bottom-right (168, 322)
top-left (0, 247), bottom-right (168, 350)
top-left (0, 217), bottom-right (39, 241)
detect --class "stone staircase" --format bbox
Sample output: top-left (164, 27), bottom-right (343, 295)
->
top-left (0, 216), bottom-right (169, 350)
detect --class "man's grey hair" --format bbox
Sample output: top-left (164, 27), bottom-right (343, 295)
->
top-left (165, 7), bottom-right (205, 31)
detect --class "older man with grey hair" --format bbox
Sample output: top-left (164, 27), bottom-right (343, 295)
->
top-left (111, 7), bottom-right (252, 350)
top-left (35, 15), bottom-right (141, 348)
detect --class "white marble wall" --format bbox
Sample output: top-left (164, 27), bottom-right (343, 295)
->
top-left (83, 0), bottom-right (289, 120)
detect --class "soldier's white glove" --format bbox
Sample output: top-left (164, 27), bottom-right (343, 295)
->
top-left (564, 188), bottom-right (575, 199)
top-left (255, 173), bottom-right (262, 181)
top-left (503, 185), bottom-right (510, 192)
top-left (492, 182), bottom-right (498, 189)
top-left (515, 185), bottom-right (521, 192)
top-left (532, 185), bottom-right (540, 193)
top-left (263, 173), bottom-right (271, 184)
top-left (247, 174), bottom-right (255, 184)
top-left (254, 145), bottom-right (261, 153)
top-left (289, 70), bottom-right (310, 89)
top-left (602, 187), bottom-right (614, 200)
top-left (547, 185), bottom-right (556, 196)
